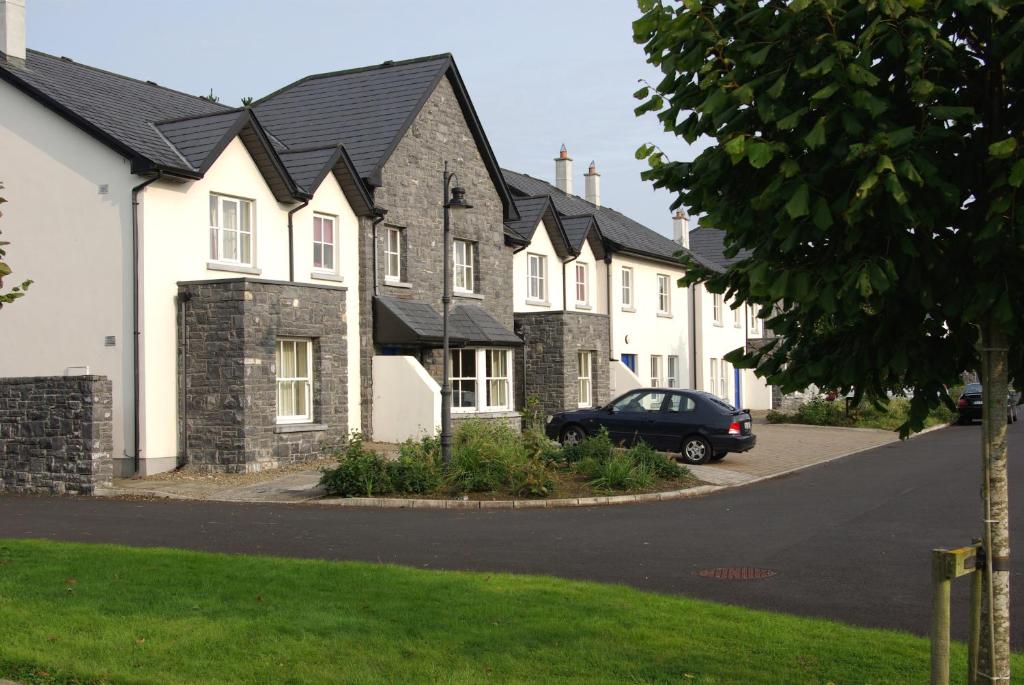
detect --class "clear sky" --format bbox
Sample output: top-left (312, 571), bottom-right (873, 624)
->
top-left (25, 0), bottom-right (699, 236)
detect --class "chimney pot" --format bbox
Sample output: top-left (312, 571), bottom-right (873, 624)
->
top-left (554, 144), bottom-right (573, 194)
top-left (584, 160), bottom-right (601, 207)
top-left (1, 0), bottom-right (26, 63)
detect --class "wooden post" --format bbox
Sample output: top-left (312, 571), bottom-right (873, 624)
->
top-left (968, 559), bottom-right (983, 685)
top-left (932, 550), bottom-right (952, 685)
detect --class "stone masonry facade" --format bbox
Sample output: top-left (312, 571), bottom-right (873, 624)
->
top-left (515, 312), bottom-right (610, 418)
top-left (358, 74), bottom-right (517, 437)
top-left (178, 278), bottom-right (348, 473)
top-left (0, 375), bottom-right (113, 494)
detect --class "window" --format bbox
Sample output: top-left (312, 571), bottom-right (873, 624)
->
top-left (612, 390), bottom-right (668, 413)
top-left (657, 274), bottom-right (671, 314)
top-left (667, 356), bottom-right (679, 388)
top-left (486, 349), bottom-right (509, 409)
top-left (712, 293), bottom-right (723, 324)
top-left (749, 305), bottom-right (761, 335)
top-left (454, 240), bottom-right (474, 293)
top-left (651, 355), bottom-right (663, 387)
top-left (709, 358), bottom-right (719, 393)
top-left (209, 194), bottom-right (254, 266)
top-left (621, 354), bottom-right (637, 374)
top-left (527, 253), bottom-right (546, 302)
top-left (575, 262), bottom-right (589, 305)
top-left (313, 214), bottom-right (336, 272)
top-left (666, 393), bottom-right (696, 413)
top-left (578, 351), bottom-right (593, 407)
top-left (385, 227), bottom-right (402, 281)
top-left (720, 361), bottom-right (731, 401)
top-left (734, 303), bottom-right (742, 327)
top-left (621, 267), bottom-right (633, 308)
top-left (276, 339), bottom-right (312, 424)
top-left (450, 348), bottom-right (513, 412)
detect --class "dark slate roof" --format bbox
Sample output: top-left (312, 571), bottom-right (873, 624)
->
top-left (501, 168), bottom-right (689, 265)
top-left (0, 49), bottom-right (229, 172)
top-left (277, 146), bottom-right (343, 193)
top-left (374, 296), bottom-right (521, 346)
top-left (504, 196), bottom-right (550, 242)
top-left (560, 215), bottom-right (599, 253)
top-left (688, 227), bottom-right (751, 272)
top-left (155, 110), bottom-right (244, 171)
top-left (254, 55), bottom-right (450, 181)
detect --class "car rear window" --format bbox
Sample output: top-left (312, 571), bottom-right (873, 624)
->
top-left (701, 393), bottom-right (737, 412)
top-left (964, 383), bottom-right (982, 394)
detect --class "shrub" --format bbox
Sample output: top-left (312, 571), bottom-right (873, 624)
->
top-left (562, 428), bottom-right (613, 464)
top-left (446, 419), bottom-right (556, 497)
top-left (319, 433), bottom-right (392, 497)
top-left (509, 459), bottom-right (555, 498)
top-left (587, 453), bottom-right (653, 491)
top-left (625, 441), bottom-right (681, 480)
top-left (389, 436), bottom-right (442, 494)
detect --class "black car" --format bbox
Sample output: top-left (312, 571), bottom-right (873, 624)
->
top-left (545, 388), bottom-right (756, 465)
top-left (956, 383), bottom-right (1019, 424)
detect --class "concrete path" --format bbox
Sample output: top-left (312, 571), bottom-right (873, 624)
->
top-left (106, 468), bottom-right (327, 502)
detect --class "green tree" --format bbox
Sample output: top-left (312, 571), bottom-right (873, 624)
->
top-left (0, 182), bottom-right (31, 308)
top-left (634, 0), bottom-right (1022, 678)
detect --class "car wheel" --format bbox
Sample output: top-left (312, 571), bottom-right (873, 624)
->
top-left (709, 451), bottom-right (727, 463)
top-left (680, 435), bottom-right (712, 465)
top-left (560, 425), bottom-right (586, 447)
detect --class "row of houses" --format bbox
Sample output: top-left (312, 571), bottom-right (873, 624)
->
top-left (0, 3), bottom-right (771, 476)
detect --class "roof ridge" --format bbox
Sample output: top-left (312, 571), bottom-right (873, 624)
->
top-left (23, 49), bottom-right (233, 112)
top-left (154, 108), bottom-right (244, 127)
top-left (252, 53), bottom-right (453, 107)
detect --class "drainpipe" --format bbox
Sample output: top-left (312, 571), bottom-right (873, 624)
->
top-left (689, 284), bottom-right (698, 389)
top-left (371, 207), bottom-right (388, 296)
top-left (178, 290), bottom-right (192, 468)
top-left (287, 199), bottom-right (310, 282)
top-left (605, 254), bottom-right (614, 361)
top-left (561, 253), bottom-right (578, 312)
top-left (131, 171), bottom-right (162, 474)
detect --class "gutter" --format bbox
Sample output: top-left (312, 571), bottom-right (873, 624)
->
top-left (131, 171), bottom-right (163, 473)
top-left (287, 198), bottom-right (311, 282)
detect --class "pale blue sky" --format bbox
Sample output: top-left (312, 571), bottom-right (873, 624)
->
top-left (26, 0), bottom-right (699, 235)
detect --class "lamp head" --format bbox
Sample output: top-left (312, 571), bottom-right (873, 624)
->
top-left (448, 185), bottom-right (472, 209)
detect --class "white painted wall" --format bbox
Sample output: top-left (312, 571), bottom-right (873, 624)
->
top-left (566, 238), bottom-right (607, 315)
top-left (372, 355), bottom-right (440, 442)
top-left (512, 220), bottom-right (564, 311)
top-left (609, 360), bottom-right (644, 397)
top-left (0, 80), bottom-right (136, 463)
top-left (140, 137), bottom-right (361, 471)
top-left (609, 254), bottom-right (689, 390)
top-left (692, 283), bottom-right (748, 407)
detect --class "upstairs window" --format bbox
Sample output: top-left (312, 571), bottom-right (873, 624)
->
top-left (209, 194), bottom-right (253, 266)
top-left (575, 262), bottom-right (589, 305)
top-left (712, 293), bottom-right (723, 325)
top-left (621, 267), bottom-right (634, 308)
top-left (657, 274), bottom-right (671, 315)
top-left (454, 240), bottom-right (475, 293)
top-left (313, 214), bottom-right (336, 272)
top-left (527, 253), bottom-right (547, 302)
top-left (385, 227), bottom-right (402, 282)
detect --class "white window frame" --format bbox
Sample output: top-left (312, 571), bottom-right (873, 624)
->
top-left (578, 351), bottom-right (593, 407)
top-left (712, 293), bottom-right (724, 325)
top-left (651, 354), bottom-right (663, 387)
top-left (454, 239), bottom-right (475, 293)
top-left (575, 262), bottom-right (589, 305)
top-left (312, 213), bottom-right (337, 274)
top-left (720, 361), bottom-right (730, 400)
top-left (734, 303), bottom-right (742, 327)
top-left (385, 227), bottom-right (402, 282)
top-left (209, 193), bottom-right (254, 267)
top-left (709, 358), bottom-right (719, 394)
top-left (527, 253), bottom-right (547, 302)
top-left (657, 274), bottom-right (671, 315)
top-left (667, 356), bottom-right (679, 388)
top-left (276, 338), bottom-right (313, 424)
top-left (450, 348), bottom-right (514, 413)
top-left (749, 305), bottom-right (762, 335)
top-left (621, 267), bottom-right (634, 308)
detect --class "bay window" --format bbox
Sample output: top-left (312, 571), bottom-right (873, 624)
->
top-left (449, 348), bottom-right (513, 412)
top-left (209, 193), bottom-right (254, 266)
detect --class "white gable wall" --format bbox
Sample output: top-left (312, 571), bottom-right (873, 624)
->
top-left (567, 238), bottom-right (607, 315)
top-left (512, 219), bottom-right (564, 311)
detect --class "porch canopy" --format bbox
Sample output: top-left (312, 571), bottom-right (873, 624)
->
top-left (373, 296), bottom-right (522, 347)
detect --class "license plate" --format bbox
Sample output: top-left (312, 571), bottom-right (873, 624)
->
top-left (973, 401), bottom-right (983, 406)
top-left (743, 421), bottom-right (751, 430)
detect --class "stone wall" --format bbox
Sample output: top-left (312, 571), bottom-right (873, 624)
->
top-left (515, 311), bottom-right (610, 417)
top-left (358, 74), bottom-right (516, 437)
top-left (179, 278), bottom-right (348, 472)
top-left (0, 375), bottom-right (113, 494)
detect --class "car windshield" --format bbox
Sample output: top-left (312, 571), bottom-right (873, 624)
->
top-left (964, 383), bottom-right (982, 394)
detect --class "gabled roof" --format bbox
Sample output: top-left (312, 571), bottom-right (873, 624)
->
top-left (560, 214), bottom-right (601, 253)
top-left (0, 50), bottom-right (228, 175)
top-left (501, 168), bottom-right (690, 267)
top-left (688, 227), bottom-right (752, 273)
top-left (277, 145), bottom-right (375, 215)
top-left (255, 54), bottom-right (519, 220)
top-left (505, 196), bottom-right (572, 257)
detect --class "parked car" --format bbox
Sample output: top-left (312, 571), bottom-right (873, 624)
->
top-left (956, 384), bottom-right (1020, 424)
top-left (545, 388), bottom-right (756, 465)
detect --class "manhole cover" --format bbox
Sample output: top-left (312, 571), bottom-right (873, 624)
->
top-left (694, 567), bottom-right (778, 580)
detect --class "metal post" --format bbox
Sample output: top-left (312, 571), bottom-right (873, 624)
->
top-left (931, 550), bottom-right (952, 685)
top-left (440, 162), bottom-right (453, 466)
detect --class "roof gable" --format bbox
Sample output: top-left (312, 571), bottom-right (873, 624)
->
top-left (506, 196), bottom-right (571, 256)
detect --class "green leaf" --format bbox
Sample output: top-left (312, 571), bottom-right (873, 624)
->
top-left (846, 63), bottom-right (880, 87)
top-left (746, 45), bottom-right (771, 67)
top-left (785, 184), bottom-right (810, 219)
top-left (746, 140), bottom-right (774, 168)
top-left (897, 159), bottom-right (924, 186)
top-left (804, 117), bottom-right (827, 149)
top-left (884, 173), bottom-right (908, 205)
top-left (810, 83), bottom-right (840, 102)
top-left (884, 127), bottom-right (915, 148)
top-left (767, 73), bottom-right (786, 99)
top-left (803, 55), bottom-right (836, 78)
top-left (857, 270), bottom-right (873, 297)
top-left (635, 143), bottom-right (653, 160)
top-left (855, 172), bottom-right (879, 200)
top-left (0, 262), bottom-right (10, 278)
top-left (682, 0), bottom-right (700, 10)
top-left (875, 155), bottom-right (896, 174)
top-left (724, 135), bottom-right (746, 163)
top-left (909, 79), bottom-right (934, 99)
top-left (812, 197), bottom-right (833, 229)
top-left (789, 0), bottom-right (812, 11)
top-left (929, 105), bottom-right (975, 120)
top-left (633, 86), bottom-right (650, 100)
top-left (1009, 159), bottom-right (1024, 187)
top-left (777, 107), bottom-right (808, 130)
top-left (780, 159), bottom-right (800, 177)
top-left (988, 137), bottom-right (1018, 159)
top-left (733, 84), bottom-right (755, 105)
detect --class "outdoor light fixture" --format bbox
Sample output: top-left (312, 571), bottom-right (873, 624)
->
top-left (440, 162), bottom-right (472, 466)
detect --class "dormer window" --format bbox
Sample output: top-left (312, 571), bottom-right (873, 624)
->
top-left (209, 193), bottom-right (254, 266)
top-left (313, 214), bottom-right (336, 273)
top-left (575, 262), bottom-right (589, 305)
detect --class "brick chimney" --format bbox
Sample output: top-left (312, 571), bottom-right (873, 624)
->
top-left (0, 0), bottom-right (25, 63)
top-left (673, 210), bottom-right (689, 248)
top-left (584, 160), bottom-right (600, 207)
top-left (554, 144), bottom-right (573, 195)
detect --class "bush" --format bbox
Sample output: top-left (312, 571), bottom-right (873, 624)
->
top-left (319, 434), bottom-right (392, 497)
top-left (562, 428), bottom-right (613, 464)
top-left (390, 436), bottom-right (442, 494)
top-left (509, 459), bottom-right (555, 498)
top-left (586, 453), bottom-right (653, 491)
top-left (624, 441), bottom-right (681, 480)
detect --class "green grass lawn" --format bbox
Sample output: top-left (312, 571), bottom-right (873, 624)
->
top-left (0, 540), bottom-right (1017, 684)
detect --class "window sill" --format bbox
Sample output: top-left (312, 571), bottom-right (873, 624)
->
top-left (311, 271), bottom-right (345, 284)
top-left (621, 306), bottom-right (636, 313)
top-left (657, 312), bottom-right (673, 319)
top-left (525, 299), bottom-right (551, 308)
top-left (384, 280), bottom-right (413, 289)
top-left (207, 261), bottom-right (260, 276)
top-left (454, 291), bottom-right (484, 301)
top-left (274, 422), bottom-right (328, 434)
top-left (713, 322), bottom-right (724, 327)
top-left (575, 303), bottom-right (593, 311)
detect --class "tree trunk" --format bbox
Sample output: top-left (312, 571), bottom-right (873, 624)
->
top-left (978, 323), bottom-right (1011, 682)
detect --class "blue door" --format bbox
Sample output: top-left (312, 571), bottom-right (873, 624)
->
top-left (621, 354), bottom-right (637, 374)
top-left (734, 367), bottom-right (742, 409)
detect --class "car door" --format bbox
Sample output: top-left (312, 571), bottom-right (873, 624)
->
top-left (605, 390), bottom-right (669, 447)
top-left (650, 392), bottom-right (700, 451)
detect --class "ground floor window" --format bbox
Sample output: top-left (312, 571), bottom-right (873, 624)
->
top-left (578, 351), bottom-right (593, 407)
top-left (708, 358), bottom-right (719, 394)
top-left (651, 355), bottom-right (664, 387)
top-left (450, 348), bottom-right (513, 412)
top-left (720, 361), bottom-right (731, 402)
top-left (667, 355), bottom-right (679, 388)
top-left (276, 339), bottom-right (313, 423)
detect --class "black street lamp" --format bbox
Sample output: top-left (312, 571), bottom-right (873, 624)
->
top-left (441, 161), bottom-right (472, 466)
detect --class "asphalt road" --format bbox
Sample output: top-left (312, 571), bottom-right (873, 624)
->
top-left (1, 422), bottom-right (1020, 645)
